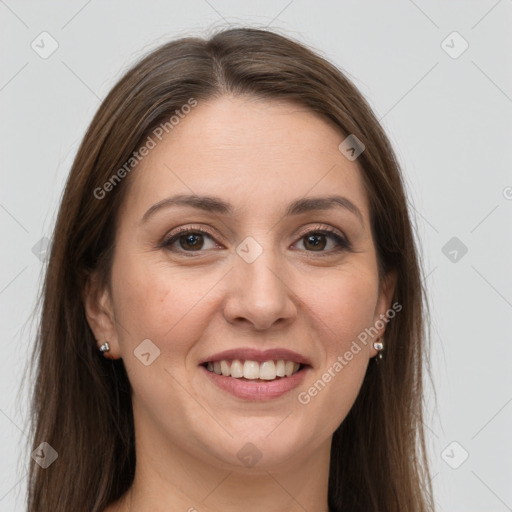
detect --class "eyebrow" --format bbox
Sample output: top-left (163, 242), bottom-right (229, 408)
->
top-left (140, 193), bottom-right (364, 226)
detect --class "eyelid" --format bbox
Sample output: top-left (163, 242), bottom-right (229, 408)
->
top-left (295, 223), bottom-right (346, 240)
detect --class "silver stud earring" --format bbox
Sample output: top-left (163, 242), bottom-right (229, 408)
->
top-left (373, 338), bottom-right (384, 362)
top-left (99, 341), bottom-right (110, 353)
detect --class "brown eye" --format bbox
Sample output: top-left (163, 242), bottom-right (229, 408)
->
top-left (303, 233), bottom-right (327, 251)
top-left (296, 229), bottom-right (350, 253)
top-left (162, 229), bottom-right (218, 253)
top-left (177, 233), bottom-right (205, 251)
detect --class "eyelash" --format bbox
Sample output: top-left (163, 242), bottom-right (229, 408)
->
top-left (160, 224), bottom-right (352, 256)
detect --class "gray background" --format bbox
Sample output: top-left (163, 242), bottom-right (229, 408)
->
top-left (1, 1), bottom-right (511, 510)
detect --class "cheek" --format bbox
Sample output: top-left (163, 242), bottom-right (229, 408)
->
top-left (111, 255), bottom-right (223, 360)
top-left (292, 264), bottom-right (378, 433)
top-left (305, 263), bottom-right (379, 352)
top-left (110, 257), bottom-right (226, 422)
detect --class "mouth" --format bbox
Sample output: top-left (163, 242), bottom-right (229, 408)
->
top-left (198, 348), bottom-right (312, 400)
top-left (201, 359), bottom-right (308, 381)
top-left (199, 352), bottom-right (311, 401)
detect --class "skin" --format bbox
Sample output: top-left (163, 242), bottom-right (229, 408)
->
top-left (84, 95), bottom-right (396, 512)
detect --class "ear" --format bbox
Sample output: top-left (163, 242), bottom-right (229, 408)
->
top-left (82, 272), bottom-right (119, 358)
top-left (370, 269), bottom-right (398, 357)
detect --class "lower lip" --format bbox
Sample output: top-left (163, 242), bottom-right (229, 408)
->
top-left (200, 365), bottom-right (309, 401)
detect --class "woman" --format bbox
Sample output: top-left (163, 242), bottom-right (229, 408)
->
top-left (27, 27), bottom-right (435, 511)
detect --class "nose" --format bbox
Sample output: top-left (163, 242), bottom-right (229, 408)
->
top-left (222, 242), bottom-right (297, 331)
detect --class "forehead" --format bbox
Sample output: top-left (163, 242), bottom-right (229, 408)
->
top-left (120, 95), bottom-right (370, 226)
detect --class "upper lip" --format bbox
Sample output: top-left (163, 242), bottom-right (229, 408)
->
top-left (199, 348), bottom-right (312, 366)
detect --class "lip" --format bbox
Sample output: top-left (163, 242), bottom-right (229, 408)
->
top-left (198, 347), bottom-right (312, 366)
top-left (200, 364), bottom-right (310, 401)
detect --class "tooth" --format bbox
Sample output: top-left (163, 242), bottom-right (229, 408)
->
top-left (230, 359), bottom-right (243, 378)
top-left (260, 361), bottom-right (277, 380)
top-left (220, 360), bottom-right (230, 376)
top-left (276, 360), bottom-right (286, 377)
top-left (243, 360), bottom-right (260, 379)
top-left (207, 359), bottom-right (301, 380)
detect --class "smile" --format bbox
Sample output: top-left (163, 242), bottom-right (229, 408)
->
top-left (200, 360), bottom-right (310, 401)
top-left (203, 359), bottom-right (304, 381)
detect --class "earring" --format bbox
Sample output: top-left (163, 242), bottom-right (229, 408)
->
top-left (373, 338), bottom-right (384, 363)
top-left (99, 341), bottom-right (110, 353)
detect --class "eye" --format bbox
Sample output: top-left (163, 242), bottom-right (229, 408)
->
top-left (161, 224), bottom-right (351, 256)
top-left (162, 227), bottom-right (219, 253)
top-left (294, 227), bottom-right (351, 253)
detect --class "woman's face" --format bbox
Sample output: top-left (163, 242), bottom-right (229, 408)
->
top-left (86, 95), bottom-right (395, 472)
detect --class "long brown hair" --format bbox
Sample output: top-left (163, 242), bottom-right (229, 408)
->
top-left (26, 27), bottom-right (435, 512)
